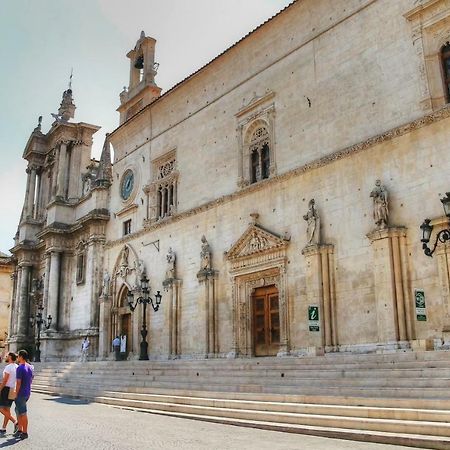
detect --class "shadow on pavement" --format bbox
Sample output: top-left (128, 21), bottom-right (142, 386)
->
top-left (0, 437), bottom-right (21, 447)
top-left (43, 396), bottom-right (91, 405)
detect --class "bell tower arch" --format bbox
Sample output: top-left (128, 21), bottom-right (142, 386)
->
top-left (118, 31), bottom-right (162, 124)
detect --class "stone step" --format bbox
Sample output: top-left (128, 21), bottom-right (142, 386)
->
top-left (31, 373), bottom-right (450, 389)
top-left (33, 350), bottom-right (450, 365)
top-left (98, 390), bottom-right (450, 422)
top-left (31, 383), bottom-right (450, 410)
top-left (94, 395), bottom-right (450, 436)
top-left (33, 366), bottom-right (450, 379)
top-left (33, 357), bottom-right (450, 369)
top-left (31, 379), bottom-right (450, 399)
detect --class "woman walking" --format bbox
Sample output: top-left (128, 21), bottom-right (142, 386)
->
top-left (0, 352), bottom-right (18, 434)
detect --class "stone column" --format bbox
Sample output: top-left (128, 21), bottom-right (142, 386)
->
top-left (42, 253), bottom-right (51, 312)
top-left (98, 295), bottom-right (111, 359)
top-left (47, 251), bottom-right (61, 331)
top-left (197, 270), bottom-right (219, 358)
top-left (34, 169), bottom-right (42, 219)
top-left (56, 143), bottom-right (67, 199)
top-left (367, 227), bottom-right (411, 348)
top-left (26, 167), bottom-right (36, 218)
top-left (228, 277), bottom-right (238, 358)
top-left (16, 265), bottom-right (30, 337)
top-left (302, 244), bottom-right (337, 352)
top-left (8, 271), bottom-right (18, 337)
top-left (277, 266), bottom-right (290, 356)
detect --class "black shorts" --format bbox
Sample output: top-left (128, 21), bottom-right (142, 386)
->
top-left (0, 387), bottom-right (13, 408)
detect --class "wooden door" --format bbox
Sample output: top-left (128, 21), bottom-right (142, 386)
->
top-left (253, 285), bottom-right (280, 356)
top-left (120, 313), bottom-right (131, 354)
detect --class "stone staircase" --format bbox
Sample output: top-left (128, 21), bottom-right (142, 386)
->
top-left (31, 351), bottom-right (450, 449)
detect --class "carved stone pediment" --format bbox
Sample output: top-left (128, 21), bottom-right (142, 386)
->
top-left (226, 223), bottom-right (289, 273)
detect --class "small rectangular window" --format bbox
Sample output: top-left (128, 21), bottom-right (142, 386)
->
top-left (76, 253), bottom-right (85, 285)
top-left (123, 219), bottom-right (132, 236)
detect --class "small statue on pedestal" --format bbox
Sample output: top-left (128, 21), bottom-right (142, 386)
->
top-left (303, 199), bottom-right (320, 245)
top-left (370, 180), bottom-right (389, 229)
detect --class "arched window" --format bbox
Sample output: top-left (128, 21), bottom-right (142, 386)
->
top-left (261, 144), bottom-right (270, 180)
top-left (442, 42), bottom-right (450, 103)
top-left (249, 126), bottom-right (270, 184)
top-left (251, 149), bottom-right (259, 183)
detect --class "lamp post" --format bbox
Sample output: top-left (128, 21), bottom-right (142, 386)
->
top-left (127, 274), bottom-right (162, 361)
top-left (420, 192), bottom-right (450, 257)
top-left (30, 303), bottom-right (52, 362)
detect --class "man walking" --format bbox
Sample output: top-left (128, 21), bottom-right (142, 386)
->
top-left (14, 350), bottom-right (33, 440)
top-left (0, 352), bottom-right (18, 434)
top-left (112, 336), bottom-right (120, 361)
top-left (80, 336), bottom-right (90, 362)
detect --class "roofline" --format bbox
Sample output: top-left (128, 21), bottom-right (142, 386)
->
top-left (109, 0), bottom-right (296, 137)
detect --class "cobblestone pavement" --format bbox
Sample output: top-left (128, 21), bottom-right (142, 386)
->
top-left (0, 393), bottom-right (415, 450)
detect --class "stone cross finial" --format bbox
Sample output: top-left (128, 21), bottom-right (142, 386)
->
top-left (250, 213), bottom-right (259, 224)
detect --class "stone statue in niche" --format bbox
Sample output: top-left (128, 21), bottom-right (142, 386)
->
top-left (303, 199), bottom-right (320, 245)
top-left (101, 270), bottom-right (110, 297)
top-left (370, 180), bottom-right (389, 229)
top-left (166, 247), bottom-right (176, 280)
top-left (118, 246), bottom-right (130, 278)
top-left (200, 235), bottom-right (211, 271)
top-left (134, 260), bottom-right (145, 289)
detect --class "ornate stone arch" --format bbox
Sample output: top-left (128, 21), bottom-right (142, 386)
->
top-left (226, 214), bottom-right (290, 357)
top-left (109, 244), bottom-right (147, 358)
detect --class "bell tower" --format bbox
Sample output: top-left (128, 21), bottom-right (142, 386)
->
top-left (117, 31), bottom-right (162, 124)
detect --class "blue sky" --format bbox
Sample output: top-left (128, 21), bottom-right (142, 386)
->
top-left (0, 0), bottom-right (292, 254)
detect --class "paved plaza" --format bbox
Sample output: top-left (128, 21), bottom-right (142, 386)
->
top-left (0, 393), bottom-right (415, 450)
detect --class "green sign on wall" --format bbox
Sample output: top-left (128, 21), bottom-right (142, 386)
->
top-left (308, 306), bottom-right (320, 332)
top-left (414, 289), bottom-right (427, 321)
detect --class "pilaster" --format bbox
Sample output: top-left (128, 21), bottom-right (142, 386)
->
top-left (367, 227), bottom-right (413, 347)
top-left (197, 270), bottom-right (219, 358)
top-left (47, 251), bottom-right (61, 331)
top-left (163, 278), bottom-right (182, 359)
top-left (301, 243), bottom-right (337, 352)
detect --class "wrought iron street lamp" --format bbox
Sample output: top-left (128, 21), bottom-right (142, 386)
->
top-left (29, 303), bottom-right (52, 363)
top-left (420, 192), bottom-right (450, 257)
top-left (127, 274), bottom-right (162, 360)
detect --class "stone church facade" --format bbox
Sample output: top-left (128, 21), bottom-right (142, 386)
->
top-left (8, 0), bottom-right (450, 360)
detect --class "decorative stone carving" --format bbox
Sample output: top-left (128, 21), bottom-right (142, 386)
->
top-left (227, 216), bottom-right (290, 357)
top-left (200, 235), bottom-right (211, 271)
top-left (165, 247), bottom-right (176, 280)
top-left (370, 180), bottom-right (389, 229)
top-left (117, 246), bottom-right (130, 278)
top-left (51, 88), bottom-right (76, 123)
top-left (303, 199), bottom-right (320, 245)
top-left (101, 271), bottom-right (110, 297)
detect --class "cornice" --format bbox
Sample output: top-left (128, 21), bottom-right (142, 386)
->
top-left (105, 105), bottom-right (450, 249)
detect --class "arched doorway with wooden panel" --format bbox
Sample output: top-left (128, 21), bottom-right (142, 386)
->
top-left (252, 285), bottom-right (280, 356)
top-left (110, 285), bottom-right (134, 359)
